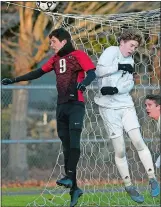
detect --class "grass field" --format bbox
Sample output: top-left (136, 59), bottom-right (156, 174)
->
top-left (2, 186), bottom-right (160, 207)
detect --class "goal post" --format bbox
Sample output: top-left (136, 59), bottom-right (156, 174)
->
top-left (27, 9), bottom-right (160, 207)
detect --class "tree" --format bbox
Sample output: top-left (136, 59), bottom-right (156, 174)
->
top-left (2, 2), bottom-right (53, 180)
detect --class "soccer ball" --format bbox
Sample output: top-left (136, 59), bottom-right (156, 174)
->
top-left (36, 1), bottom-right (58, 12)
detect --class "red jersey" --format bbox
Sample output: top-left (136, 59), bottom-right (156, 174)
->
top-left (42, 50), bottom-right (95, 104)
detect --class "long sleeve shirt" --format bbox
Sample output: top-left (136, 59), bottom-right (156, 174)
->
top-left (94, 46), bottom-right (135, 109)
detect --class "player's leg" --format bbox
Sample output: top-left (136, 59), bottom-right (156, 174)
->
top-left (68, 102), bottom-right (85, 206)
top-left (124, 107), bottom-right (160, 197)
top-left (99, 107), bottom-right (144, 203)
top-left (99, 107), bottom-right (132, 185)
top-left (56, 102), bottom-right (84, 205)
top-left (59, 130), bottom-right (70, 175)
top-left (128, 128), bottom-right (155, 178)
top-left (111, 136), bottom-right (131, 186)
top-left (128, 128), bottom-right (160, 197)
top-left (56, 104), bottom-right (71, 186)
top-left (62, 102), bottom-right (84, 183)
top-left (112, 136), bottom-right (144, 203)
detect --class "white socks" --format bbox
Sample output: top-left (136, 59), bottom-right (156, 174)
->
top-left (112, 136), bottom-right (132, 187)
top-left (128, 128), bottom-right (155, 179)
top-left (115, 156), bottom-right (132, 187)
top-left (137, 147), bottom-right (155, 178)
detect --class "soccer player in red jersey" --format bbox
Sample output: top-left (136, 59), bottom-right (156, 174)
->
top-left (2, 28), bottom-right (96, 207)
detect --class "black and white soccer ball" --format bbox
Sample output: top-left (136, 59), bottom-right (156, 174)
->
top-left (36, 1), bottom-right (58, 12)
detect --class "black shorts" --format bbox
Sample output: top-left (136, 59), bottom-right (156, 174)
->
top-left (56, 101), bottom-right (85, 137)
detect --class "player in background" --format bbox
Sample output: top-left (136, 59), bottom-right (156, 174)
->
top-left (94, 28), bottom-right (160, 203)
top-left (1, 28), bottom-right (96, 207)
top-left (145, 94), bottom-right (160, 168)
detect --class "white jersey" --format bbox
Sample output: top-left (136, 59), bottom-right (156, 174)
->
top-left (94, 46), bottom-right (135, 109)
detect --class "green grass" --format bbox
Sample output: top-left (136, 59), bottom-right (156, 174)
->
top-left (2, 188), bottom-right (160, 207)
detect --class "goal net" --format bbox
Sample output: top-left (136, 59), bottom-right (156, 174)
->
top-left (26, 9), bottom-right (160, 207)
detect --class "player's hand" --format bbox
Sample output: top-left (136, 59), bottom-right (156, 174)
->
top-left (118, 64), bottom-right (134, 74)
top-left (77, 82), bottom-right (86, 92)
top-left (101, 86), bottom-right (118, 95)
top-left (1, 78), bottom-right (15, 85)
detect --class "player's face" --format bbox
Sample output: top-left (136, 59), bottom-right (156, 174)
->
top-left (50, 36), bottom-right (67, 53)
top-left (120, 40), bottom-right (139, 57)
top-left (145, 99), bottom-right (160, 120)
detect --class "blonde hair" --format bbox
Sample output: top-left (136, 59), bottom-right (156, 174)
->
top-left (119, 28), bottom-right (144, 46)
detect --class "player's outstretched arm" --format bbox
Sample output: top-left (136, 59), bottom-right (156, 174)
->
top-left (1, 68), bottom-right (46, 85)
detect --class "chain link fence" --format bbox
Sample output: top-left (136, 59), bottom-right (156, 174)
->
top-left (1, 85), bottom-right (160, 184)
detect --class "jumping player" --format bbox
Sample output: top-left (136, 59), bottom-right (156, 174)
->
top-left (2, 28), bottom-right (96, 207)
top-left (94, 28), bottom-right (160, 203)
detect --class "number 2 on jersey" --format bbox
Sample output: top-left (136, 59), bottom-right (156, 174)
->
top-left (59, 59), bottom-right (66, 73)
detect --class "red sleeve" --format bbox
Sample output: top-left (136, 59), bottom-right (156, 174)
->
top-left (41, 56), bottom-right (56, 72)
top-left (73, 50), bottom-right (95, 72)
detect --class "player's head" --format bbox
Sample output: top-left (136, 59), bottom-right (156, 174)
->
top-left (145, 94), bottom-right (161, 120)
top-left (118, 28), bottom-right (143, 57)
top-left (49, 28), bottom-right (72, 53)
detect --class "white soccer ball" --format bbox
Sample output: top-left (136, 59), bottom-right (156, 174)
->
top-left (36, 1), bottom-right (58, 12)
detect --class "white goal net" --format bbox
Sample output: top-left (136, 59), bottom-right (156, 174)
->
top-left (25, 9), bottom-right (160, 207)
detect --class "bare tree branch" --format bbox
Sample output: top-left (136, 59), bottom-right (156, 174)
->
top-left (1, 42), bottom-right (16, 57)
top-left (19, 2), bottom-right (25, 33)
top-left (24, 2), bottom-right (35, 33)
top-left (1, 59), bottom-right (14, 66)
top-left (32, 36), bottom-right (49, 66)
top-left (10, 29), bottom-right (20, 37)
top-left (3, 39), bottom-right (19, 47)
top-left (64, 2), bottom-right (74, 13)
top-left (33, 13), bottom-right (49, 42)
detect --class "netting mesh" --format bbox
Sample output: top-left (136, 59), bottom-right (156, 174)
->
top-left (24, 9), bottom-right (160, 207)
top-left (1, 5), bottom-right (160, 206)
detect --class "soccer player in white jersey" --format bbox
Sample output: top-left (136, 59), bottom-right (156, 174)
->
top-left (94, 28), bottom-right (160, 203)
top-left (145, 94), bottom-right (160, 168)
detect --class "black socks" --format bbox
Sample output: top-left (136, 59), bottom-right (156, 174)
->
top-left (67, 148), bottom-right (80, 180)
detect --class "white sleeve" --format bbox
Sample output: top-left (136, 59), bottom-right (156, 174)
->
top-left (95, 47), bottom-right (118, 77)
top-left (116, 73), bottom-right (134, 94)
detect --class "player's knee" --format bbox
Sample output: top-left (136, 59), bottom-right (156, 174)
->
top-left (70, 138), bottom-right (81, 149)
top-left (115, 149), bottom-right (126, 158)
top-left (70, 129), bottom-right (82, 149)
top-left (135, 140), bottom-right (146, 151)
top-left (59, 135), bottom-right (70, 151)
top-left (70, 121), bottom-right (83, 131)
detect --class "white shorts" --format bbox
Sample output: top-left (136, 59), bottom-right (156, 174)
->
top-left (99, 107), bottom-right (140, 139)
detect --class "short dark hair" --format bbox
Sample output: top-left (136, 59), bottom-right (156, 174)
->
top-left (118, 28), bottom-right (144, 46)
top-left (145, 94), bottom-right (161, 105)
top-left (49, 28), bottom-right (71, 41)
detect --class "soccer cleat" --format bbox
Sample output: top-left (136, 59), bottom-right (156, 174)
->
top-left (70, 187), bottom-right (83, 207)
top-left (125, 186), bottom-right (144, 203)
top-left (149, 178), bottom-right (160, 197)
top-left (56, 176), bottom-right (73, 188)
